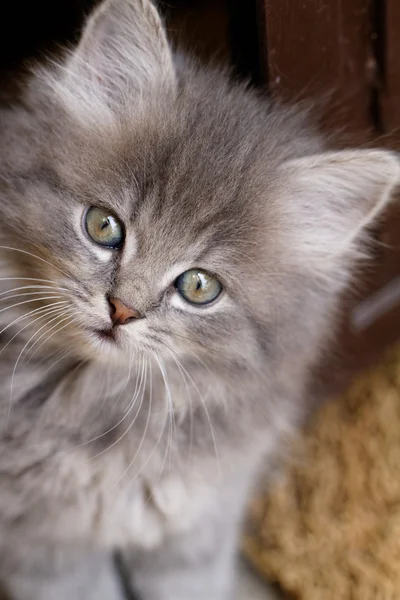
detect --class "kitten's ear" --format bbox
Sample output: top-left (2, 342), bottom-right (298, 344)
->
top-left (59, 0), bottom-right (175, 115)
top-left (283, 150), bottom-right (400, 264)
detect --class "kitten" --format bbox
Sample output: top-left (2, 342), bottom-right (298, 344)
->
top-left (0, 0), bottom-right (398, 599)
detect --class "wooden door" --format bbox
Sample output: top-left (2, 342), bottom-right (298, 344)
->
top-left (239, 0), bottom-right (400, 393)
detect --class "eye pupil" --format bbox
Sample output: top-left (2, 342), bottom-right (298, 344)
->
top-left (84, 207), bottom-right (124, 249)
top-left (175, 269), bottom-right (222, 306)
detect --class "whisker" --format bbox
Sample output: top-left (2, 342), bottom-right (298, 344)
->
top-left (57, 352), bottom-right (141, 456)
top-left (163, 356), bottom-right (180, 474)
top-left (0, 246), bottom-right (71, 278)
top-left (164, 347), bottom-right (221, 478)
top-left (111, 357), bottom-right (152, 490)
top-left (0, 277), bottom-right (68, 285)
top-left (41, 348), bottom-right (74, 376)
top-left (152, 353), bottom-right (175, 475)
top-left (0, 301), bottom-right (69, 337)
top-left (91, 355), bottom-right (147, 460)
top-left (25, 311), bottom-right (78, 362)
top-left (88, 359), bottom-right (114, 421)
top-left (0, 291), bottom-right (64, 304)
top-left (0, 304), bottom-right (70, 359)
top-left (7, 312), bottom-right (75, 426)
top-left (140, 352), bottom-right (175, 505)
top-left (13, 310), bottom-right (74, 370)
top-left (122, 353), bottom-right (171, 497)
top-left (107, 347), bottom-right (135, 414)
top-left (164, 350), bottom-right (194, 464)
top-left (123, 354), bottom-right (145, 415)
top-left (0, 295), bottom-right (66, 317)
top-left (0, 284), bottom-right (68, 297)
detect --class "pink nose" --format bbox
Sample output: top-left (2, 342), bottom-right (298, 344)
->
top-left (108, 297), bottom-right (141, 325)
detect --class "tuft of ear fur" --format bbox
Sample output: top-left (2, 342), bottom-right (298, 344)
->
top-left (282, 150), bottom-right (400, 266)
top-left (51, 0), bottom-right (175, 122)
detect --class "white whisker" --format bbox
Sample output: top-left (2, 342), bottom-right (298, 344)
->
top-left (0, 304), bottom-right (70, 359)
top-left (0, 291), bottom-right (64, 304)
top-left (111, 357), bottom-right (152, 490)
top-left (0, 277), bottom-right (68, 285)
top-left (0, 301), bottom-right (68, 337)
top-left (137, 352), bottom-right (175, 508)
top-left (125, 352), bottom-right (171, 496)
top-left (164, 357), bottom-right (179, 473)
top-left (152, 353), bottom-right (175, 476)
top-left (7, 312), bottom-right (75, 426)
top-left (0, 284), bottom-right (68, 297)
top-left (0, 246), bottom-right (71, 278)
top-left (41, 349), bottom-right (74, 376)
top-left (164, 347), bottom-right (221, 477)
top-left (107, 347), bottom-right (135, 413)
top-left (165, 350), bottom-right (194, 465)
top-left (0, 295), bottom-right (65, 317)
top-left (91, 355), bottom-right (147, 460)
top-left (25, 311), bottom-right (78, 362)
top-left (58, 351), bottom-right (140, 455)
top-left (123, 355), bottom-right (146, 415)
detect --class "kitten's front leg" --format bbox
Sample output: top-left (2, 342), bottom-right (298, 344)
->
top-left (2, 552), bottom-right (125, 600)
top-left (127, 520), bottom-right (237, 600)
top-left (125, 482), bottom-right (249, 600)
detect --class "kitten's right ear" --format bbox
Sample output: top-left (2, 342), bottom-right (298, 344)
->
top-left (281, 149), bottom-right (400, 268)
top-left (55, 0), bottom-right (175, 119)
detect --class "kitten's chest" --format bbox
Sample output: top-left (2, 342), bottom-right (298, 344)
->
top-left (2, 399), bottom-right (222, 552)
top-left (1, 362), bottom-right (229, 550)
top-left (45, 441), bottom-right (218, 551)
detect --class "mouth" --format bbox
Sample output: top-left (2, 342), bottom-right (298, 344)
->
top-left (95, 327), bottom-right (117, 342)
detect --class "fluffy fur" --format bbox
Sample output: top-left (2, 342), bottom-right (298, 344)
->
top-left (0, 1), bottom-right (398, 598)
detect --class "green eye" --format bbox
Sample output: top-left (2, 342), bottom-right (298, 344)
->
top-left (175, 269), bottom-right (222, 305)
top-left (84, 206), bottom-right (124, 249)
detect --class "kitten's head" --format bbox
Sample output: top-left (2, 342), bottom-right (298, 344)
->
top-left (0, 0), bottom-right (398, 384)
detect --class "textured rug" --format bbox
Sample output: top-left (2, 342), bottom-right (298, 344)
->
top-left (244, 344), bottom-right (400, 599)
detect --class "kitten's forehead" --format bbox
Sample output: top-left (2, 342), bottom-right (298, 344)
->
top-left (12, 68), bottom-right (321, 280)
top-left (65, 91), bottom-right (280, 260)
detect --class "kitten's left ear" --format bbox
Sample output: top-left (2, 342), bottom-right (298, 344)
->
top-left (282, 149), bottom-right (400, 264)
top-left (58, 0), bottom-right (175, 115)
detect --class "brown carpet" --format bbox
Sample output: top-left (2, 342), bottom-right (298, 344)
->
top-left (244, 344), bottom-right (400, 599)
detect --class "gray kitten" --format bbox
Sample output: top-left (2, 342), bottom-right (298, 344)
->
top-left (0, 1), bottom-right (398, 599)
